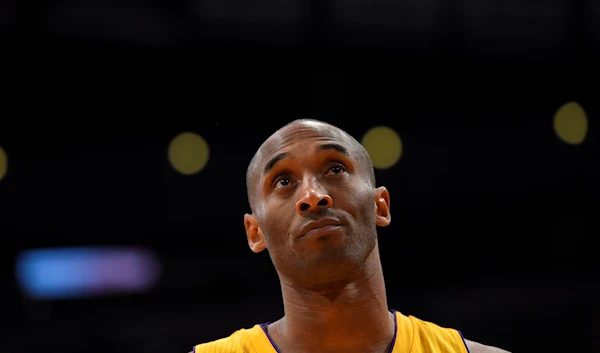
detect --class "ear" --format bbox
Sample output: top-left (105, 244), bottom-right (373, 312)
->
top-left (244, 213), bottom-right (267, 253)
top-left (374, 186), bottom-right (391, 227)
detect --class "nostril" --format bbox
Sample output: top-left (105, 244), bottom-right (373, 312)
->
top-left (299, 203), bottom-right (310, 212)
top-left (317, 199), bottom-right (328, 207)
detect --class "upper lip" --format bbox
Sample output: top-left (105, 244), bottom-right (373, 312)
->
top-left (297, 217), bottom-right (341, 237)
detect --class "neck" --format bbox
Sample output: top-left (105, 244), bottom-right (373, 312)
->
top-left (270, 246), bottom-right (395, 353)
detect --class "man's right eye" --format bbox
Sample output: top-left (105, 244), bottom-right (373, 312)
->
top-left (274, 177), bottom-right (291, 188)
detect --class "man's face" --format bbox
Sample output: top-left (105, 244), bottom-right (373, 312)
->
top-left (244, 121), bottom-right (391, 283)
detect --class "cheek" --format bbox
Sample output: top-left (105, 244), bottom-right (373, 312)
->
top-left (260, 204), bottom-right (294, 245)
top-left (336, 187), bottom-right (374, 222)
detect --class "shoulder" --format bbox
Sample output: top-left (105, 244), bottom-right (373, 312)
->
top-left (190, 328), bottom-right (252, 353)
top-left (404, 314), bottom-right (510, 353)
top-left (463, 338), bottom-right (511, 353)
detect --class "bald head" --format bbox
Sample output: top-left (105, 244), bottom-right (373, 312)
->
top-left (245, 119), bottom-right (376, 212)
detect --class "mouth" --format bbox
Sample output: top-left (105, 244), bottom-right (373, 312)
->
top-left (298, 218), bottom-right (342, 238)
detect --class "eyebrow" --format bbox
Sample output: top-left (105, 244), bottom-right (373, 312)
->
top-left (264, 152), bottom-right (290, 174)
top-left (263, 143), bottom-right (350, 175)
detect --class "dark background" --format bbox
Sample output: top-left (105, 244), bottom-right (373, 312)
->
top-left (1, 0), bottom-right (598, 352)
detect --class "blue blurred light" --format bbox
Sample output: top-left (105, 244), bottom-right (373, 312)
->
top-left (15, 246), bottom-right (161, 299)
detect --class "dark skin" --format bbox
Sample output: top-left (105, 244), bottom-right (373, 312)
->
top-left (243, 119), bottom-right (394, 353)
top-left (188, 119), bottom-right (508, 353)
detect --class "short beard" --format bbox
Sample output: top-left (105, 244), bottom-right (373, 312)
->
top-left (279, 232), bottom-right (378, 290)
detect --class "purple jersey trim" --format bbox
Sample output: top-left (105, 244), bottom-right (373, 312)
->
top-left (259, 322), bottom-right (280, 353)
top-left (388, 309), bottom-right (398, 353)
top-left (458, 330), bottom-right (471, 353)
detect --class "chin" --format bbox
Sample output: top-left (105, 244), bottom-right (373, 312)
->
top-left (301, 249), bottom-right (367, 281)
top-left (284, 236), bottom-right (377, 282)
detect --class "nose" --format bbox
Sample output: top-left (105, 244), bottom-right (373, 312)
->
top-left (295, 179), bottom-right (333, 215)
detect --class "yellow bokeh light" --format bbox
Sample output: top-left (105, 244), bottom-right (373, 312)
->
top-left (168, 132), bottom-right (210, 175)
top-left (361, 126), bottom-right (402, 169)
top-left (553, 102), bottom-right (588, 145)
top-left (0, 147), bottom-right (7, 181)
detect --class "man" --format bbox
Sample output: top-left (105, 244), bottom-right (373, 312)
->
top-left (191, 119), bottom-right (510, 353)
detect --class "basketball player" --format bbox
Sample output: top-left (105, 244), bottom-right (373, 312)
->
top-left (191, 119), bottom-right (510, 353)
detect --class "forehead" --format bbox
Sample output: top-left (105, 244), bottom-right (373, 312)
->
top-left (259, 121), bottom-right (353, 162)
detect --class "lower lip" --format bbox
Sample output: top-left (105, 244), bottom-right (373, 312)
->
top-left (302, 225), bottom-right (341, 238)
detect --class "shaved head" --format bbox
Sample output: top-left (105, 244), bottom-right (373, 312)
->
top-left (245, 119), bottom-right (376, 213)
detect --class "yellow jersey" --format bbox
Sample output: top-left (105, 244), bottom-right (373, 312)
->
top-left (192, 310), bottom-right (469, 353)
